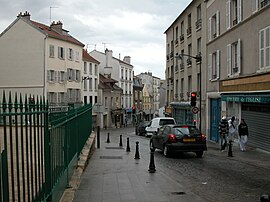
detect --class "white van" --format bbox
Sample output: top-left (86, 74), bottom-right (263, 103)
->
top-left (145, 117), bottom-right (176, 137)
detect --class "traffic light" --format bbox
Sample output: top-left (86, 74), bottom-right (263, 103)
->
top-left (132, 106), bottom-right (136, 114)
top-left (190, 92), bottom-right (197, 107)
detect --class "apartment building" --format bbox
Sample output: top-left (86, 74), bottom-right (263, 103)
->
top-left (90, 49), bottom-right (134, 122)
top-left (0, 12), bottom-right (84, 105)
top-left (206, 0), bottom-right (270, 152)
top-left (136, 72), bottom-right (161, 120)
top-left (164, 0), bottom-right (207, 132)
top-left (133, 76), bottom-right (144, 122)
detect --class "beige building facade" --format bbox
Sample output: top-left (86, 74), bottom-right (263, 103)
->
top-left (206, 0), bottom-right (270, 152)
top-left (164, 0), bottom-right (207, 132)
top-left (0, 12), bottom-right (84, 105)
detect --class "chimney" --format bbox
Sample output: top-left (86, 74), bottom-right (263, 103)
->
top-left (17, 11), bottom-right (31, 21)
top-left (123, 56), bottom-right (131, 64)
top-left (50, 21), bottom-right (63, 33)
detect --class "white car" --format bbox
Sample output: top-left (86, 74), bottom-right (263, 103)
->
top-left (145, 117), bottom-right (176, 137)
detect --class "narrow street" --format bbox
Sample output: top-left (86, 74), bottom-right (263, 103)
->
top-left (91, 126), bottom-right (270, 202)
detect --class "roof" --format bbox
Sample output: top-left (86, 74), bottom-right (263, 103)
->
top-left (30, 20), bottom-right (84, 47)
top-left (99, 74), bottom-right (122, 91)
top-left (83, 49), bottom-right (100, 63)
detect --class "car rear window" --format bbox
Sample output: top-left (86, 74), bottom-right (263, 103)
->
top-left (159, 119), bottom-right (175, 126)
top-left (174, 126), bottom-right (200, 135)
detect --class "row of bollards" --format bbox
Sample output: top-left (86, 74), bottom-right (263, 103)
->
top-left (104, 132), bottom-right (156, 173)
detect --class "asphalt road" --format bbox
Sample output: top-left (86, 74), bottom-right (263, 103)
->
top-left (108, 126), bottom-right (270, 202)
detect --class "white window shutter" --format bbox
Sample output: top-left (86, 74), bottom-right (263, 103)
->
top-left (252, 0), bottom-right (259, 13)
top-left (208, 54), bottom-right (212, 80)
top-left (238, 0), bottom-right (242, 22)
top-left (216, 50), bottom-right (220, 79)
top-left (54, 71), bottom-right (58, 83)
top-left (226, 0), bottom-right (231, 30)
top-left (227, 44), bottom-right (232, 76)
top-left (237, 39), bottom-right (241, 74)
top-left (216, 11), bottom-right (220, 37)
top-left (208, 17), bottom-right (212, 41)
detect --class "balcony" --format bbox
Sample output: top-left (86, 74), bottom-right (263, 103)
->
top-left (213, 32), bottom-right (217, 39)
top-left (175, 38), bottom-right (179, 45)
top-left (170, 51), bottom-right (174, 58)
top-left (180, 63), bottom-right (184, 70)
top-left (233, 18), bottom-right (238, 26)
top-left (187, 58), bottom-right (192, 66)
top-left (180, 34), bottom-right (184, 42)
top-left (261, 0), bottom-right (270, 8)
top-left (175, 65), bottom-right (179, 72)
top-left (195, 19), bottom-right (202, 30)
top-left (186, 27), bottom-right (192, 36)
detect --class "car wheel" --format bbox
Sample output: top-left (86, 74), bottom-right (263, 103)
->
top-left (163, 145), bottom-right (170, 157)
top-left (196, 151), bottom-right (203, 158)
top-left (150, 141), bottom-right (155, 151)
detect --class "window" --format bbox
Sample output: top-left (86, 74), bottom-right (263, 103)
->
top-left (47, 70), bottom-right (55, 82)
top-left (188, 76), bottom-right (192, 94)
top-left (252, 0), bottom-right (259, 13)
top-left (175, 26), bottom-right (179, 45)
top-left (187, 44), bottom-right (192, 66)
top-left (67, 48), bottom-right (74, 60)
top-left (94, 78), bottom-right (98, 91)
top-left (226, 0), bottom-right (242, 30)
top-left (259, 26), bottom-right (270, 69)
top-left (47, 92), bottom-right (57, 104)
top-left (58, 92), bottom-right (66, 103)
top-left (83, 80), bottom-right (87, 91)
top-left (227, 39), bottom-right (241, 76)
top-left (180, 78), bottom-right (184, 98)
top-left (89, 78), bottom-right (93, 91)
top-left (95, 64), bottom-right (98, 76)
top-left (208, 11), bottom-right (220, 41)
top-left (59, 71), bottom-right (66, 83)
top-left (84, 62), bottom-right (87, 74)
top-left (197, 38), bottom-right (201, 55)
top-left (75, 51), bottom-right (79, 62)
top-left (196, 4), bottom-right (202, 30)
top-left (75, 70), bottom-right (80, 82)
top-left (208, 50), bottom-right (220, 80)
top-left (49, 45), bottom-right (54, 57)
top-left (180, 21), bottom-right (184, 42)
top-left (89, 63), bottom-right (92, 75)
top-left (187, 14), bottom-right (192, 36)
top-left (58, 47), bottom-right (65, 59)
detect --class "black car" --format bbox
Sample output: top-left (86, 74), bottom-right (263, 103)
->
top-left (150, 125), bottom-right (207, 157)
top-left (135, 121), bottom-right (150, 136)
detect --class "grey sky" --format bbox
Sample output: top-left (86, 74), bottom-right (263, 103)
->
top-left (0, 0), bottom-right (192, 79)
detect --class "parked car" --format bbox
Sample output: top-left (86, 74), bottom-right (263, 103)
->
top-left (149, 125), bottom-right (207, 158)
top-left (135, 121), bottom-right (150, 136)
top-left (145, 117), bottom-right (176, 137)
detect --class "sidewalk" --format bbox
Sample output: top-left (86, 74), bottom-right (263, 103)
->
top-left (71, 128), bottom-right (270, 202)
top-left (72, 128), bottom-right (204, 202)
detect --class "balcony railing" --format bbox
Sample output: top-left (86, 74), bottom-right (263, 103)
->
top-left (180, 34), bottom-right (184, 42)
top-left (187, 58), bottom-right (192, 66)
top-left (175, 38), bottom-right (179, 45)
top-left (187, 27), bottom-right (192, 36)
top-left (261, 0), bottom-right (270, 8)
top-left (195, 19), bottom-right (202, 30)
top-left (170, 51), bottom-right (174, 58)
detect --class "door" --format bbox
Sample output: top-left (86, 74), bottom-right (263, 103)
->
top-left (210, 98), bottom-right (221, 142)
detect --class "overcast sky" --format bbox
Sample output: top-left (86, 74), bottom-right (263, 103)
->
top-left (0, 0), bottom-right (192, 79)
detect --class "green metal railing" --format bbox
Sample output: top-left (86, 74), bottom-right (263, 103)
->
top-left (0, 91), bottom-right (92, 201)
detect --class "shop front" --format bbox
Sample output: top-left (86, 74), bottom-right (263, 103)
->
top-left (221, 92), bottom-right (270, 152)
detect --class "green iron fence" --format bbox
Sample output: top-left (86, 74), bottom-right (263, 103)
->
top-left (0, 91), bottom-right (92, 201)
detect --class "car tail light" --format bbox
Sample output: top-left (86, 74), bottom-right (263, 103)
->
top-left (169, 134), bottom-right (176, 143)
top-left (202, 133), bottom-right (206, 140)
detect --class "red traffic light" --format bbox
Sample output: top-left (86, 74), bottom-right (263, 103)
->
top-left (190, 92), bottom-right (197, 107)
top-left (191, 92), bottom-right (197, 97)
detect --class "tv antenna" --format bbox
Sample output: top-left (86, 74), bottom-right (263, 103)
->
top-left (50, 6), bottom-right (58, 24)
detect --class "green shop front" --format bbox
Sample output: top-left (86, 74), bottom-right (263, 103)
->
top-left (221, 92), bottom-right (270, 152)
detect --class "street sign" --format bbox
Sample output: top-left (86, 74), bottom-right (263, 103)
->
top-left (192, 106), bottom-right (199, 114)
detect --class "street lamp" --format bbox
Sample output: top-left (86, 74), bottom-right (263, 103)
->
top-left (175, 52), bottom-right (202, 131)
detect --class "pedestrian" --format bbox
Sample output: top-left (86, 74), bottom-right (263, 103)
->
top-left (238, 119), bottom-right (249, 151)
top-left (228, 116), bottom-right (237, 157)
top-left (219, 116), bottom-right (229, 151)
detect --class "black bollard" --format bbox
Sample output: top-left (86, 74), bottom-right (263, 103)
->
top-left (119, 135), bottom-right (123, 147)
top-left (97, 126), bottom-right (100, 149)
top-left (148, 148), bottom-right (156, 173)
top-left (126, 137), bottom-right (131, 152)
top-left (106, 132), bottom-right (110, 143)
top-left (228, 140), bottom-right (233, 157)
top-left (134, 141), bottom-right (140, 159)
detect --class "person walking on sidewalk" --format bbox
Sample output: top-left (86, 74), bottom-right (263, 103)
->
top-left (228, 116), bottom-right (237, 157)
top-left (219, 116), bottom-right (229, 151)
top-left (238, 119), bottom-right (249, 151)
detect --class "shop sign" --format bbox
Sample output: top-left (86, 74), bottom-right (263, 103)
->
top-left (222, 96), bottom-right (270, 103)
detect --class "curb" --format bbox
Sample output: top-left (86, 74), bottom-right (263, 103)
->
top-left (60, 132), bottom-right (96, 202)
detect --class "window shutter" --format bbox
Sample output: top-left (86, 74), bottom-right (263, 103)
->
top-left (216, 50), bottom-right (220, 79)
top-left (226, 0), bottom-right (231, 30)
top-left (57, 92), bottom-right (61, 103)
top-left (252, 0), bottom-right (259, 13)
top-left (64, 72), bottom-right (67, 82)
top-left (266, 27), bottom-right (270, 67)
top-left (47, 70), bottom-right (50, 82)
top-left (58, 71), bottom-right (61, 82)
top-left (216, 11), bottom-right (220, 37)
top-left (237, 39), bottom-right (241, 74)
top-left (238, 0), bottom-right (242, 22)
top-left (54, 71), bottom-right (58, 83)
top-left (208, 54), bottom-right (212, 80)
top-left (58, 47), bottom-right (60, 58)
top-left (208, 17), bottom-right (212, 41)
top-left (227, 44), bottom-right (232, 76)
top-left (259, 29), bottom-right (265, 69)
